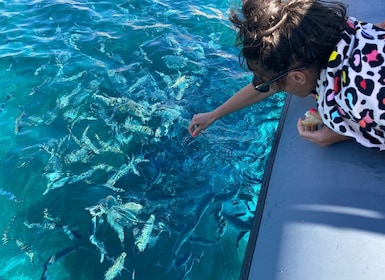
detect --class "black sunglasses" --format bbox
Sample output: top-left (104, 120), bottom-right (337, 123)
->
top-left (252, 66), bottom-right (308, 92)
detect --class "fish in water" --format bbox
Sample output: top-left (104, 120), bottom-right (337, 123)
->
top-left (176, 251), bottom-right (204, 280)
top-left (104, 252), bottom-right (127, 280)
top-left (0, 188), bottom-right (21, 202)
top-left (46, 246), bottom-right (79, 266)
top-left (86, 196), bottom-right (143, 248)
top-left (2, 216), bottom-right (16, 245)
top-left (134, 214), bottom-right (155, 252)
top-left (16, 239), bottom-right (34, 265)
top-left (221, 212), bottom-right (253, 231)
top-left (105, 155), bottom-right (148, 190)
top-left (41, 246), bottom-right (79, 280)
top-left (61, 225), bottom-right (83, 240)
top-left (14, 109), bottom-right (25, 134)
top-left (105, 162), bottom-right (132, 189)
top-left (2, 229), bottom-right (9, 245)
top-left (89, 216), bottom-right (107, 263)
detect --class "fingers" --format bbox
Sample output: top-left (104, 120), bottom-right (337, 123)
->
top-left (188, 122), bottom-right (197, 136)
top-left (374, 21), bottom-right (385, 29)
top-left (297, 118), bottom-right (318, 136)
top-left (191, 125), bottom-right (199, 137)
top-left (297, 118), bottom-right (321, 145)
top-left (188, 115), bottom-right (202, 137)
top-left (297, 118), bottom-right (307, 135)
top-left (297, 118), bottom-right (332, 146)
top-left (188, 112), bottom-right (215, 137)
top-left (188, 123), bottom-right (199, 137)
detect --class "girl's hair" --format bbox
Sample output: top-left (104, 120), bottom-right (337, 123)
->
top-left (229, 0), bottom-right (349, 73)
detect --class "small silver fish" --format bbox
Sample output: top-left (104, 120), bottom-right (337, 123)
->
top-left (105, 163), bottom-right (130, 188)
top-left (135, 214), bottom-right (155, 252)
top-left (2, 227), bottom-right (9, 245)
top-left (104, 252), bottom-right (127, 280)
top-left (81, 125), bottom-right (99, 154)
top-left (16, 239), bottom-right (34, 264)
top-left (14, 110), bottom-right (25, 134)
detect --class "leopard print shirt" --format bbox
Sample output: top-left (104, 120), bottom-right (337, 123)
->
top-left (316, 17), bottom-right (385, 150)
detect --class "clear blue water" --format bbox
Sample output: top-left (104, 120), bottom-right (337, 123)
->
top-left (0, 1), bottom-right (285, 279)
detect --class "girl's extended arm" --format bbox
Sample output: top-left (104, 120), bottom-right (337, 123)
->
top-left (188, 83), bottom-right (274, 136)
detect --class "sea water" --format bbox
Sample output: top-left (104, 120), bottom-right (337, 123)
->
top-left (0, 0), bottom-right (285, 279)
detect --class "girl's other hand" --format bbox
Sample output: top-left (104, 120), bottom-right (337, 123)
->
top-left (375, 20), bottom-right (385, 29)
top-left (297, 118), bottom-right (350, 146)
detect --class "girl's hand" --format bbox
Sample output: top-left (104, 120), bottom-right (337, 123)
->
top-left (375, 20), bottom-right (385, 29)
top-left (188, 112), bottom-right (216, 137)
top-left (297, 118), bottom-right (350, 146)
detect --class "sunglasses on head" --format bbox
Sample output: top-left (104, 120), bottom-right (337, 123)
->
top-left (252, 66), bottom-right (308, 92)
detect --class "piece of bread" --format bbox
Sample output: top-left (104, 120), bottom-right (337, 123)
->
top-left (301, 108), bottom-right (323, 127)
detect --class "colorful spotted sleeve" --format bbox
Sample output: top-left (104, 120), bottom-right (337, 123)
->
top-left (316, 17), bottom-right (385, 150)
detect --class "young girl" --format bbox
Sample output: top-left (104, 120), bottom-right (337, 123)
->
top-left (188, 0), bottom-right (385, 150)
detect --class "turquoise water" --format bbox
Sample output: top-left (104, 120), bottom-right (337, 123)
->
top-left (0, 0), bottom-right (285, 279)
